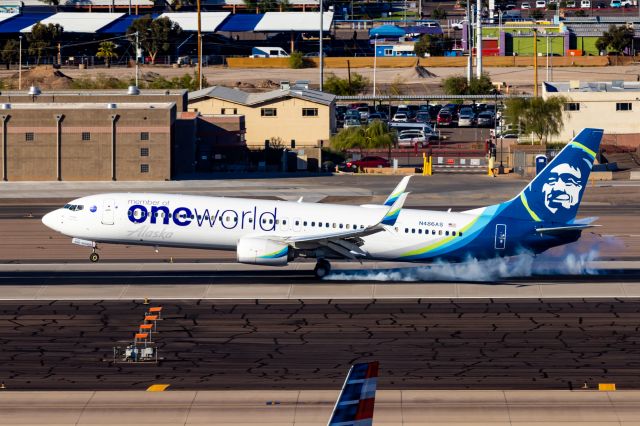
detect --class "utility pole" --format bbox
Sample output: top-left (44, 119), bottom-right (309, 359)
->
top-left (319, 0), bottom-right (324, 91)
top-left (135, 31), bottom-right (139, 87)
top-left (546, 33), bottom-right (549, 82)
top-left (533, 28), bottom-right (538, 97)
top-left (466, 0), bottom-right (472, 82)
top-left (57, 42), bottom-right (61, 66)
top-left (197, 0), bottom-right (202, 90)
top-left (373, 34), bottom-right (378, 97)
top-left (18, 35), bottom-right (22, 90)
top-left (476, 0), bottom-right (482, 78)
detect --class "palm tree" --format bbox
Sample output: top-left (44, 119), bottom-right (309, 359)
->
top-left (331, 120), bottom-right (395, 155)
top-left (96, 41), bottom-right (118, 68)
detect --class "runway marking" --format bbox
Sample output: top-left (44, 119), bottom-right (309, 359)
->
top-left (147, 384), bottom-right (170, 392)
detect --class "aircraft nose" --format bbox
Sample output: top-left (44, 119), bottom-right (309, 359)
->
top-left (42, 210), bottom-right (61, 232)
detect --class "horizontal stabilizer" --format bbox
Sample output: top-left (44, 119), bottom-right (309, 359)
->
top-left (536, 224), bottom-right (601, 234)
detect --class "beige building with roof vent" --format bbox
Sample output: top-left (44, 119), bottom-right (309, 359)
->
top-left (187, 84), bottom-right (336, 149)
top-left (543, 81), bottom-right (640, 146)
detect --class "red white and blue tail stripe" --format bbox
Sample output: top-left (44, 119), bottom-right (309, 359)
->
top-left (328, 361), bottom-right (379, 426)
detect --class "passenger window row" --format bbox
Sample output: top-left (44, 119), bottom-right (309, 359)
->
top-left (402, 227), bottom-right (462, 237)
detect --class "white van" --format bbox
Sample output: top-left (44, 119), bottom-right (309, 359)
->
top-left (535, 0), bottom-right (546, 7)
top-left (250, 47), bottom-right (289, 58)
top-left (580, 0), bottom-right (591, 7)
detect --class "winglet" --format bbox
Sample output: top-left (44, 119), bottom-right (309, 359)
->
top-left (328, 361), bottom-right (379, 426)
top-left (383, 176), bottom-right (412, 206)
top-left (381, 192), bottom-right (408, 226)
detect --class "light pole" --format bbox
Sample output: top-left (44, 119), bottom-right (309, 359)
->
top-left (466, 0), bottom-right (472, 82)
top-left (373, 34), bottom-right (378, 97)
top-left (476, 0), bottom-right (483, 78)
top-left (134, 31), bottom-right (139, 88)
top-left (18, 35), bottom-right (22, 90)
top-left (319, 0), bottom-right (324, 91)
top-left (197, 0), bottom-right (202, 90)
top-left (546, 32), bottom-right (549, 82)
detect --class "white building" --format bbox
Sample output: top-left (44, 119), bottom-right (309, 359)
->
top-left (543, 81), bottom-right (640, 147)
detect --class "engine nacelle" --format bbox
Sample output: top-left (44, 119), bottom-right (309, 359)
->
top-left (237, 237), bottom-right (289, 266)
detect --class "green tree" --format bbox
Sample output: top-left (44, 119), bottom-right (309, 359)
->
top-left (289, 50), bottom-right (306, 69)
top-left (442, 74), bottom-right (494, 96)
top-left (127, 16), bottom-right (182, 65)
top-left (96, 41), bottom-right (118, 68)
top-left (504, 96), bottom-right (567, 144)
top-left (432, 7), bottom-right (447, 20)
top-left (414, 34), bottom-right (453, 57)
top-left (1, 39), bottom-right (19, 69)
top-left (279, 0), bottom-right (291, 11)
top-left (529, 9), bottom-right (544, 20)
top-left (331, 120), bottom-right (395, 154)
top-left (324, 72), bottom-right (369, 95)
top-left (27, 23), bottom-right (63, 64)
top-left (596, 24), bottom-right (634, 55)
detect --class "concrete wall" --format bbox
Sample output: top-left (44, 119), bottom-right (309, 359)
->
top-left (0, 105), bottom-right (174, 181)
top-left (188, 97), bottom-right (333, 149)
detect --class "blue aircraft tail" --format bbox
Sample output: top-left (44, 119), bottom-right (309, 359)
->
top-left (500, 128), bottom-right (603, 224)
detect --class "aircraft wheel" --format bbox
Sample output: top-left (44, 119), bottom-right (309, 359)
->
top-left (89, 252), bottom-right (99, 263)
top-left (314, 259), bottom-right (331, 279)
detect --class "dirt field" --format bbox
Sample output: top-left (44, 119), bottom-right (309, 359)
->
top-left (2, 64), bottom-right (640, 94)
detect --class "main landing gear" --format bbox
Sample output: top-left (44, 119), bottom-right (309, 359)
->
top-left (314, 259), bottom-right (331, 279)
top-left (89, 248), bottom-right (99, 263)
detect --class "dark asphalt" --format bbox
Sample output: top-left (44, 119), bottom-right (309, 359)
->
top-left (2, 299), bottom-right (640, 391)
top-left (0, 269), bottom-right (639, 285)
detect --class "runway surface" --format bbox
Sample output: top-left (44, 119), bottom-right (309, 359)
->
top-left (3, 298), bottom-right (640, 391)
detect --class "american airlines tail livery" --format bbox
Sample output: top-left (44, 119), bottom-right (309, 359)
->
top-left (42, 128), bottom-right (603, 278)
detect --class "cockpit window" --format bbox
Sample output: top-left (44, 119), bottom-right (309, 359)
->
top-left (63, 204), bottom-right (84, 211)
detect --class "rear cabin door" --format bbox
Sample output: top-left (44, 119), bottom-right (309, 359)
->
top-left (101, 199), bottom-right (115, 225)
top-left (494, 224), bottom-right (507, 250)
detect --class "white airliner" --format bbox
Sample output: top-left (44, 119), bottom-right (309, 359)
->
top-left (42, 128), bottom-right (603, 278)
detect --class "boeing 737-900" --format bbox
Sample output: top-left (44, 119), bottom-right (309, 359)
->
top-left (42, 128), bottom-right (603, 278)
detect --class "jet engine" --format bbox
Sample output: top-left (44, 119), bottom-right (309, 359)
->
top-left (237, 237), bottom-right (289, 266)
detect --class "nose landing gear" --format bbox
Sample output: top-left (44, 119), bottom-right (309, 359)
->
top-left (314, 259), bottom-right (331, 279)
top-left (89, 248), bottom-right (99, 263)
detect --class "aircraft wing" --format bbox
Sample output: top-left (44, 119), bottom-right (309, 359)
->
top-left (265, 193), bottom-right (408, 260)
top-left (328, 361), bottom-right (379, 426)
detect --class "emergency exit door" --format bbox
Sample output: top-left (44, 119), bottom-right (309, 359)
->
top-left (494, 224), bottom-right (507, 250)
top-left (101, 199), bottom-right (115, 225)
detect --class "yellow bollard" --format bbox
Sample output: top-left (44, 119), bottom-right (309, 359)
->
top-left (429, 156), bottom-right (432, 175)
top-left (422, 153), bottom-right (427, 176)
top-left (488, 157), bottom-right (495, 177)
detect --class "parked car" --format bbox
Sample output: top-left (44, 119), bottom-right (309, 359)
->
top-left (521, 2), bottom-right (531, 8)
top-left (343, 118), bottom-right (362, 129)
top-left (397, 130), bottom-right (437, 148)
top-left (345, 156), bottom-right (390, 170)
top-left (357, 106), bottom-right (370, 121)
top-left (392, 112), bottom-right (410, 122)
top-left (436, 110), bottom-right (454, 126)
top-left (609, 0), bottom-right (621, 6)
top-left (457, 108), bottom-right (476, 127)
top-left (477, 111), bottom-right (496, 127)
top-left (566, 0), bottom-right (576, 6)
top-left (451, 20), bottom-right (466, 30)
top-left (367, 112), bottom-right (388, 123)
top-left (535, 0), bottom-right (546, 7)
top-left (596, 1), bottom-right (606, 7)
top-left (581, 0), bottom-right (592, 6)
top-left (415, 111), bottom-right (431, 123)
top-left (620, 0), bottom-right (633, 6)
top-left (345, 109), bottom-right (360, 122)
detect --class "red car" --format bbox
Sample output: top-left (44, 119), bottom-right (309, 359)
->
top-left (345, 156), bottom-right (390, 170)
top-left (437, 110), bottom-right (454, 127)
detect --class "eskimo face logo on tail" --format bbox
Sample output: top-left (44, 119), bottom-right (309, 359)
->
top-left (541, 163), bottom-right (583, 214)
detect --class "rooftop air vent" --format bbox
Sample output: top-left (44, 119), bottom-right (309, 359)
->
top-left (127, 85), bottom-right (140, 95)
top-left (28, 86), bottom-right (41, 96)
top-left (107, 103), bottom-right (117, 109)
